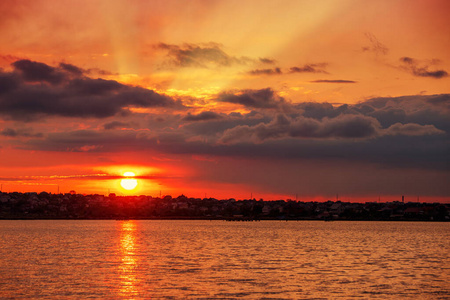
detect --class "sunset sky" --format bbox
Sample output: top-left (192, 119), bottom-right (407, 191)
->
top-left (0, 0), bottom-right (449, 202)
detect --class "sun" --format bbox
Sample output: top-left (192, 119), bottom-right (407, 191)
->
top-left (120, 172), bottom-right (138, 191)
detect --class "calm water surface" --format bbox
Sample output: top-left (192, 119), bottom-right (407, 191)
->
top-left (0, 220), bottom-right (449, 299)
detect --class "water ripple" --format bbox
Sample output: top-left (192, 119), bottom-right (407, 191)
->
top-left (0, 220), bottom-right (449, 299)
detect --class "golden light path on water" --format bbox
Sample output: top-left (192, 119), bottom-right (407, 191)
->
top-left (118, 220), bottom-right (139, 298)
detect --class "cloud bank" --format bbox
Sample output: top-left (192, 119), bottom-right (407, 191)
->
top-left (400, 57), bottom-right (448, 79)
top-left (0, 59), bottom-right (183, 120)
top-left (156, 43), bottom-right (254, 68)
top-left (1, 60), bottom-right (448, 182)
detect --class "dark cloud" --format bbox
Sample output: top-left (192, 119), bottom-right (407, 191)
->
top-left (384, 123), bottom-right (444, 136)
top-left (22, 122), bottom-right (448, 172)
top-left (182, 113), bottom-right (270, 137)
top-left (416, 69), bottom-right (447, 78)
top-left (0, 72), bottom-right (20, 94)
top-left (156, 43), bottom-right (251, 68)
top-left (356, 94), bottom-right (450, 132)
top-left (66, 77), bottom-right (124, 95)
top-left (362, 32), bottom-right (389, 55)
top-left (85, 68), bottom-right (118, 76)
top-left (12, 59), bottom-right (65, 84)
top-left (1, 127), bottom-right (43, 138)
top-left (182, 111), bottom-right (223, 122)
top-left (218, 114), bottom-right (383, 144)
top-left (220, 135), bottom-right (448, 171)
top-left (23, 129), bottom-right (157, 152)
top-left (189, 94), bottom-right (447, 171)
top-left (289, 63), bottom-right (328, 74)
top-left (248, 68), bottom-right (282, 76)
top-left (310, 79), bottom-right (357, 83)
top-left (0, 59), bottom-right (183, 120)
top-left (4, 86), bottom-right (448, 173)
top-left (216, 91), bottom-right (448, 141)
top-left (59, 62), bottom-right (85, 76)
top-left (400, 57), bottom-right (414, 64)
top-left (365, 107), bottom-right (407, 127)
top-left (427, 94), bottom-right (450, 110)
top-left (103, 121), bottom-right (134, 130)
top-left (248, 63), bottom-right (330, 76)
top-left (217, 88), bottom-right (288, 109)
top-left (400, 57), bottom-right (448, 79)
top-left (259, 58), bottom-right (276, 64)
top-left (294, 102), bottom-right (334, 119)
top-left (295, 102), bottom-right (356, 120)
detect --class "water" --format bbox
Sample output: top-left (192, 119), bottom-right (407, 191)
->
top-left (0, 220), bottom-right (449, 299)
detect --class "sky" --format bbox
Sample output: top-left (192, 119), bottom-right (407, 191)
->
top-left (0, 0), bottom-right (449, 202)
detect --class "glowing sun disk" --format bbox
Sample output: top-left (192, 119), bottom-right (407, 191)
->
top-left (121, 172), bottom-right (138, 190)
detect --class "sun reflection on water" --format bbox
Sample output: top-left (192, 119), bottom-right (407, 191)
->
top-left (118, 220), bottom-right (139, 298)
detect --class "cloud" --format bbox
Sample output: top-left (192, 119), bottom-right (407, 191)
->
top-left (289, 63), bottom-right (328, 73)
top-left (362, 32), bottom-right (389, 55)
top-left (103, 121), bottom-right (134, 130)
top-left (356, 94), bottom-right (450, 132)
top-left (182, 111), bottom-right (223, 122)
top-left (1, 127), bottom-right (43, 138)
top-left (259, 58), bottom-right (276, 64)
top-left (427, 94), bottom-right (450, 110)
top-left (217, 88), bottom-right (288, 109)
top-left (400, 57), bottom-right (448, 79)
top-left (12, 59), bottom-right (66, 85)
top-left (310, 79), bottom-right (357, 83)
top-left (182, 113), bottom-right (270, 137)
top-left (215, 91), bottom-right (448, 142)
top-left (218, 114), bottom-right (382, 144)
top-left (59, 62), bottom-right (85, 76)
top-left (294, 102), bottom-right (355, 119)
top-left (0, 59), bottom-right (183, 120)
top-left (5, 90), bottom-right (449, 172)
top-left (384, 123), bottom-right (444, 136)
top-left (22, 121), bottom-right (447, 172)
top-left (248, 67), bottom-right (282, 76)
top-left (23, 129), bottom-right (157, 152)
top-left (0, 71), bottom-right (19, 93)
top-left (156, 43), bottom-right (251, 68)
top-left (248, 63), bottom-right (329, 76)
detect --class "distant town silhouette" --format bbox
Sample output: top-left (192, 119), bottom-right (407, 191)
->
top-left (1, 192), bottom-right (448, 221)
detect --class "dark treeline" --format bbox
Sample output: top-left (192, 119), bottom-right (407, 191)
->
top-left (0, 192), bottom-right (449, 221)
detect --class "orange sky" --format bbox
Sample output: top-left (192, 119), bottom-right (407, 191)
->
top-left (0, 0), bottom-right (449, 201)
